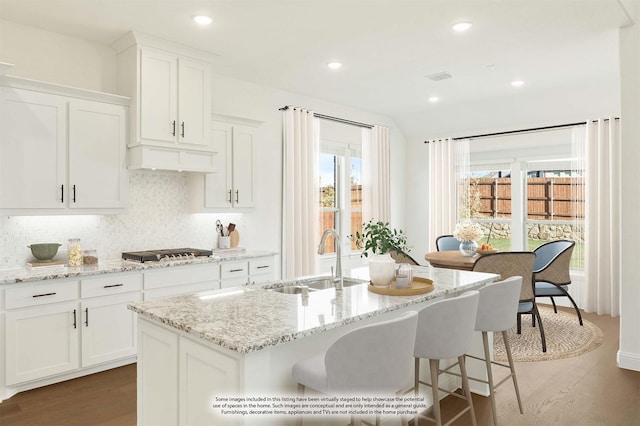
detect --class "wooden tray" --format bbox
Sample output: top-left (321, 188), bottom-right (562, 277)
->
top-left (368, 277), bottom-right (434, 296)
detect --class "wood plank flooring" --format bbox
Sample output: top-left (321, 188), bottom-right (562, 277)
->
top-left (0, 307), bottom-right (638, 426)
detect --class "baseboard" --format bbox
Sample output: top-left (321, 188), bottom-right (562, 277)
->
top-left (617, 350), bottom-right (640, 372)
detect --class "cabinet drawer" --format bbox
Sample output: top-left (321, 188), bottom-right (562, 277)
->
top-left (249, 257), bottom-right (274, 276)
top-left (5, 279), bottom-right (79, 310)
top-left (144, 281), bottom-right (218, 301)
top-left (144, 263), bottom-right (219, 290)
top-left (81, 272), bottom-right (142, 298)
top-left (220, 261), bottom-right (248, 279)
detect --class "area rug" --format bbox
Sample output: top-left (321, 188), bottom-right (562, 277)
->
top-left (493, 306), bottom-right (604, 362)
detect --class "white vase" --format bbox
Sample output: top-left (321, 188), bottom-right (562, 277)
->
top-left (368, 253), bottom-right (396, 287)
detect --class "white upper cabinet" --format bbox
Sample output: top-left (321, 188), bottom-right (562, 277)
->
top-left (68, 99), bottom-right (128, 209)
top-left (0, 88), bottom-right (67, 209)
top-left (114, 32), bottom-right (214, 172)
top-left (0, 77), bottom-right (129, 214)
top-left (189, 118), bottom-right (260, 211)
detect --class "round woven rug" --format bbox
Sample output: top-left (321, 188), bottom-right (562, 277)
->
top-left (493, 306), bottom-right (604, 362)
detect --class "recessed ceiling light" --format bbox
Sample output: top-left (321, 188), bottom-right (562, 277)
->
top-left (428, 96), bottom-right (440, 103)
top-left (511, 80), bottom-right (525, 87)
top-left (327, 62), bottom-right (342, 70)
top-left (452, 22), bottom-right (472, 32)
top-left (193, 15), bottom-right (212, 25)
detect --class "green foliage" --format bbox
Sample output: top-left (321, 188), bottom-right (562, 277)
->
top-left (351, 219), bottom-right (409, 257)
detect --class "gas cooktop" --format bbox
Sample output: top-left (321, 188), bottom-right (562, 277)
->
top-left (121, 248), bottom-right (213, 263)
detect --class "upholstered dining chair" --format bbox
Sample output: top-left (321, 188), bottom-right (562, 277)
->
top-left (435, 235), bottom-right (460, 251)
top-left (472, 252), bottom-right (546, 352)
top-left (533, 240), bottom-right (582, 325)
top-left (413, 291), bottom-right (480, 426)
top-left (390, 249), bottom-right (420, 265)
top-left (292, 310), bottom-right (418, 426)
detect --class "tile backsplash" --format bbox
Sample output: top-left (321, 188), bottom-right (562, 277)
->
top-left (0, 170), bottom-right (247, 268)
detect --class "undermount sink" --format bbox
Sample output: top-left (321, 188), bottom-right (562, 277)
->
top-left (265, 276), bottom-right (368, 294)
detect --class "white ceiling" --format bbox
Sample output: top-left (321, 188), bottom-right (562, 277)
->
top-left (0, 0), bottom-right (632, 137)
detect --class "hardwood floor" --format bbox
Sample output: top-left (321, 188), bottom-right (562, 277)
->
top-left (0, 308), bottom-right (638, 426)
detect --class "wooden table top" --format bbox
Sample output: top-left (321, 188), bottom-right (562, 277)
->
top-left (424, 250), bottom-right (479, 271)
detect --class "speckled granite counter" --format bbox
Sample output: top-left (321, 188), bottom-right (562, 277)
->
top-left (128, 266), bottom-right (497, 354)
top-left (0, 249), bottom-right (277, 285)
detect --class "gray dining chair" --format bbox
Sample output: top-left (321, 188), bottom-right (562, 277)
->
top-left (435, 235), bottom-right (460, 251)
top-left (473, 252), bottom-right (546, 352)
top-left (292, 310), bottom-right (418, 426)
top-left (413, 291), bottom-right (480, 426)
top-left (533, 240), bottom-right (582, 325)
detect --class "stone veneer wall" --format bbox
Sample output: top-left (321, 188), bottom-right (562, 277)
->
top-left (0, 171), bottom-right (249, 268)
top-left (479, 222), bottom-right (585, 241)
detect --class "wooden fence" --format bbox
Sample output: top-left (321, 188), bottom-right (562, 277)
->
top-left (472, 177), bottom-right (584, 219)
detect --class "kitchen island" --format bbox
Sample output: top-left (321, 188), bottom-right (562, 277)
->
top-left (128, 266), bottom-right (498, 426)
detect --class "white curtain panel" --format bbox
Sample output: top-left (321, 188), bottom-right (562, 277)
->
top-left (584, 118), bottom-right (621, 316)
top-left (362, 125), bottom-right (390, 223)
top-left (427, 138), bottom-right (470, 251)
top-left (282, 107), bottom-right (320, 279)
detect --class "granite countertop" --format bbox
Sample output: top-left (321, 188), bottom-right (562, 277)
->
top-left (0, 249), bottom-right (278, 285)
top-left (128, 266), bottom-right (498, 355)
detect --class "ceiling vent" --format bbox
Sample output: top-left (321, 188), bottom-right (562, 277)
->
top-left (426, 72), bottom-right (452, 81)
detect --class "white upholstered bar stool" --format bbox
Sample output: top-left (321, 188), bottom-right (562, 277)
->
top-left (292, 311), bottom-right (419, 426)
top-left (466, 276), bottom-right (525, 426)
top-left (413, 291), bottom-right (480, 426)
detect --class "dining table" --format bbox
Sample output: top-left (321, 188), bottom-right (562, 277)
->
top-left (424, 250), bottom-right (481, 271)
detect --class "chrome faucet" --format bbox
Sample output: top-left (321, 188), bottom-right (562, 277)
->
top-left (318, 228), bottom-right (343, 290)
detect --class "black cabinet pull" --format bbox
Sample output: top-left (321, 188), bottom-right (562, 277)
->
top-left (228, 190), bottom-right (232, 204)
top-left (172, 120), bottom-right (176, 136)
top-left (257, 265), bottom-right (269, 269)
top-left (60, 184), bottom-right (64, 203)
top-left (73, 309), bottom-right (77, 329)
top-left (230, 268), bottom-right (244, 273)
top-left (32, 292), bottom-right (56, 298)
top-left (84, 308), bottom-right (89, 327)
top-left (235, 190), bottom-right (239, 203)
top-left (72, 185), bottom-right (76, 203)
top-left (181, 122), bottom-right (185, 138)
top-left (104, 284), bottom-right (124, 289)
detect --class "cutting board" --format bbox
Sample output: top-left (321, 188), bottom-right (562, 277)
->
top-left (229, 230), bottom-right (240, 248)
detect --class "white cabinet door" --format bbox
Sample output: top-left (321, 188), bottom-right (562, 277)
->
top-left (5, 302), bottom-right (79, 385)
top-left (178, 58), bottom-right (211, 148)
top-left (198, 122), bottom-right (256, 210)
top-left (232, 125), bottom-right (256, 208)
top-left (80, 292), bottom-right (141, 367)
top-left (68, 99), bottom-right (128, 209)
top-left (0, 87), bottom-right (66, 209)
top-left (140, 47), bottom-right (177, 144)
top-left (204, 122), bottom-right (233, 208)
top-left (179, 337), bottom-right (240, 426)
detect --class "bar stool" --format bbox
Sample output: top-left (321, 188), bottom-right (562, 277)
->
top-left (292, 310), bottom-right (419, 426)
top-left (465, 276), bottom-right (524, 426)
top-left (413, 291), bottom-right (480, 426)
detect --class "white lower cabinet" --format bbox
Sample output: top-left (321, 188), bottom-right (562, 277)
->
top-left (138, 319), bottom-right (240, 426)
top-left (143, 263), bottom-right (219, 300)
top-left (4, 273), bottom-right (142, 388)
top-left (5, 301), bottom-right (79, 385)
top-left (80, 291), bottom-right (141, 367)
top-left (220, 256), bottom-right (275, 288)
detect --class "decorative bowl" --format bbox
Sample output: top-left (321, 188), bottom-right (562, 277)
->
top-left (477, 249), bottom-right (498, 256)
top-left (28, 243), bottom-right (62, 261)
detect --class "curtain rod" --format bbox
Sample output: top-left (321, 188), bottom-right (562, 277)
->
top-left (279, 106), bottom-right (374, 129)
top-left (423, 118), bottom-right (620, 143)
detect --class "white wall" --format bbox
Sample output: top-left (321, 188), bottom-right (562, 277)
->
top-left (0, 20), bottom-right (407, 274)
top-left (619, 20), bottom-right (640, 371)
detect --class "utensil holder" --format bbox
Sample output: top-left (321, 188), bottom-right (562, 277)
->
top-left (218, 236), bottom-right (231, 249)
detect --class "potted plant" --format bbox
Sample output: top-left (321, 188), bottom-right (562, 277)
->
top-left (352, 220), bottom-right (410, 287)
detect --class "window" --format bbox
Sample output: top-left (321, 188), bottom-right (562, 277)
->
top-left (318, 145), bottom-right (362, 254)
top-left (460, 164), bottom-right (584, 270)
